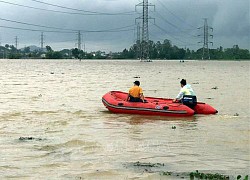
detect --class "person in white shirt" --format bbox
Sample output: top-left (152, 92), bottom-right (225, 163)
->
top-left (173, 79), bottom-right (197, 108)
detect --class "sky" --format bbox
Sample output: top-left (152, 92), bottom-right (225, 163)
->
top-left (0, 0), bottom-right (249, 52)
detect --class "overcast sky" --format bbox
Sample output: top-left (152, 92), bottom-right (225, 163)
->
top-left (0, 0), bottom-right (249, 52)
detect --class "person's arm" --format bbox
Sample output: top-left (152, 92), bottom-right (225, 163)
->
top-left (140, 93), bottom-right (145, 102)
top-left (139, 87), bottom-right (144, 102)
top-left (176, 91), bottom-right (184, 100)
top-left (126, 94), bottom-right (130, 101)
top-left (173, 90), bottom-right (184, 102)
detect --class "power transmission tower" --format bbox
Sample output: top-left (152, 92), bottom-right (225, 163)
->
top-left (40, 32), bottom-right (44, 52)
top-left (136, 22), bottom-right (141, 59)
top-left (77, 30), bottom-right (82, 50)
top-left (198, 18), bottom-right (213, 60)
top-left (15, 36), bottom-right (18, 53)
top-left (136, 0), bottom-right (155, 61)
top-left (0, 33), bottom-right (2, 47)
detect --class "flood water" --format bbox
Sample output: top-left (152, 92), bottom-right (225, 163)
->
top-left (0, 59), bottom-right (249, 179)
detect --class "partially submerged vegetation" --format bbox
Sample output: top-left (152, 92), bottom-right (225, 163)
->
top-left (189, 170), bottom-right (229, 179)
top-left (130, 161), bottom-right (249, 179)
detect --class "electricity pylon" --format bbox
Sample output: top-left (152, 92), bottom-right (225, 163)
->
top-left (136, 0), bottom-right (155, 61)
top-left (40, 32), bottom-right (44, 52)
top-left (15, 36), bottom-right (18, 53)
top-left (77, 30), bottom-right (82, 50)
top-left (136, 22), bottom-right (141, 59)
top-left (198, 18), bottom-right (213, 60)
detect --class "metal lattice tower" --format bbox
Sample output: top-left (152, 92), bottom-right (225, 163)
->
top-left (77, 30), bottom-right (81, 50)
top-left (15, 36), bottom-right (18, 49)
top-left (142, 0), bottom-right (149, 60)
top-left (136, 0), bottom-right (155, 61)
top-left (40, 32), bottom-right (44, 52)
top-left (136, 22), bottom-right (141, 59)
top-left (15, 36), bottom-right (18, 53)
top-left (198, 18), bottom-right (213, 60)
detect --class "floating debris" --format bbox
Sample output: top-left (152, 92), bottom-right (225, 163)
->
top-left (50, 72), bottom-right (54, 74)
top-left (133, 76), bottom-right (140, 78)
top-left (19, 137), bottom-right (43, 141)
top-left (211, 86), bottom-right (218, 90)
top-left (162, 171), bottom-right (172, 176)
top-left (133, 161), bottom-right (164, 167)
top-left (172, 126), bottom-right (176, 129)
top-left (234, 113), bottom-right (239, 116)
top-left (128, 162), bottom-right (245, 179)
top-left (189, 170), bottom-right (229, 180)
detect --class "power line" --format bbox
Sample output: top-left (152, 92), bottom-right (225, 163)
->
top-left (152, 23), bottom-right (184, 43)
top-left (29, 0), bottom-right (135, 15)
top-left (0, 18), bottom-right (135, 33)
top-left (149, 31), bottom-right (197, 48)
top-left (0, 25), bottom-right (76, 34)
top-left (0, 1), bottom-right (93, 16)
top-left (153, 11), bottom-right (197, 38)
top-left (149, 1), bottom-right (199, 49)
top-left (0, 18), bottom-right (77, 32)
top-left (152, 22), bottom-right (197, 46)
top-left (156, 0), bottom-right (196, 28)
top-left (0, 0), bottom-right (135, 16)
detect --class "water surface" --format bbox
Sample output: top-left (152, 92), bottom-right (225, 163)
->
top-left (0, 60), bottom-right (249, 179)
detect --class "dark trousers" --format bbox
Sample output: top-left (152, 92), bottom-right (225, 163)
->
top-left (129, 95), bottom-right (143, 102)
top-left (182, 95), bottom-right (197, 109)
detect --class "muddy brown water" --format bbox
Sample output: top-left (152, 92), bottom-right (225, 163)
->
top-left (0, 59), bottom-right (249, 179)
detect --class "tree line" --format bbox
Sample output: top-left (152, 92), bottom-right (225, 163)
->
top-left (0, 39), bottom-right (249, 60)
top-left (122, 40), bottom-right (250, 60)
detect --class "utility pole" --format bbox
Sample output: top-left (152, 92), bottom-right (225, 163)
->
top-left (136, 0), bottom-right (155, 62)
top-left (136, 22), bottom-right (141, 60)
top-left (198, 18), bottom-right (213, 60)
top-left (40, 32), bottom-right (44, 52)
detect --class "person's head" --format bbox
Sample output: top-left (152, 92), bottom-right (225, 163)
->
top-left (180, 79), bottom-right (186, 87)
top-left (134, 80), bottom-right (140, 86)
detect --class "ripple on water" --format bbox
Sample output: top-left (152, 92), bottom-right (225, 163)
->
top-left (0, 60), bottom-right (249, 178)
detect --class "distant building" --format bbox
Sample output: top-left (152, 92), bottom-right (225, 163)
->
top-left (41, 54), bottom-right (46, 58)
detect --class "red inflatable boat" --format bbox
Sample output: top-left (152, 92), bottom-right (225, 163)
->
top-left (102, 91), bottom-right (217, 117)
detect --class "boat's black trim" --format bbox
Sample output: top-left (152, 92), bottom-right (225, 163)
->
top-left (102, 98), bottom-right (189, 114)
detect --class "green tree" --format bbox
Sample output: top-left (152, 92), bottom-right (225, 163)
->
top-left (46, 45), bottom-right (53, 52)
top-left (72, 48), bottom-right (80, 59)
top-left (121, 48), bottom-right (129, 59)
top-left (46, 51), bottom-right (62, 59)
top-left (23, 47), bottom-right (30, 53)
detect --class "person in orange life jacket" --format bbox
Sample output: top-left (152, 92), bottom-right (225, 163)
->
top-left (173, 79), bottom-right (197, 107)
top-left (126, 81), bottom-right (145, 102)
